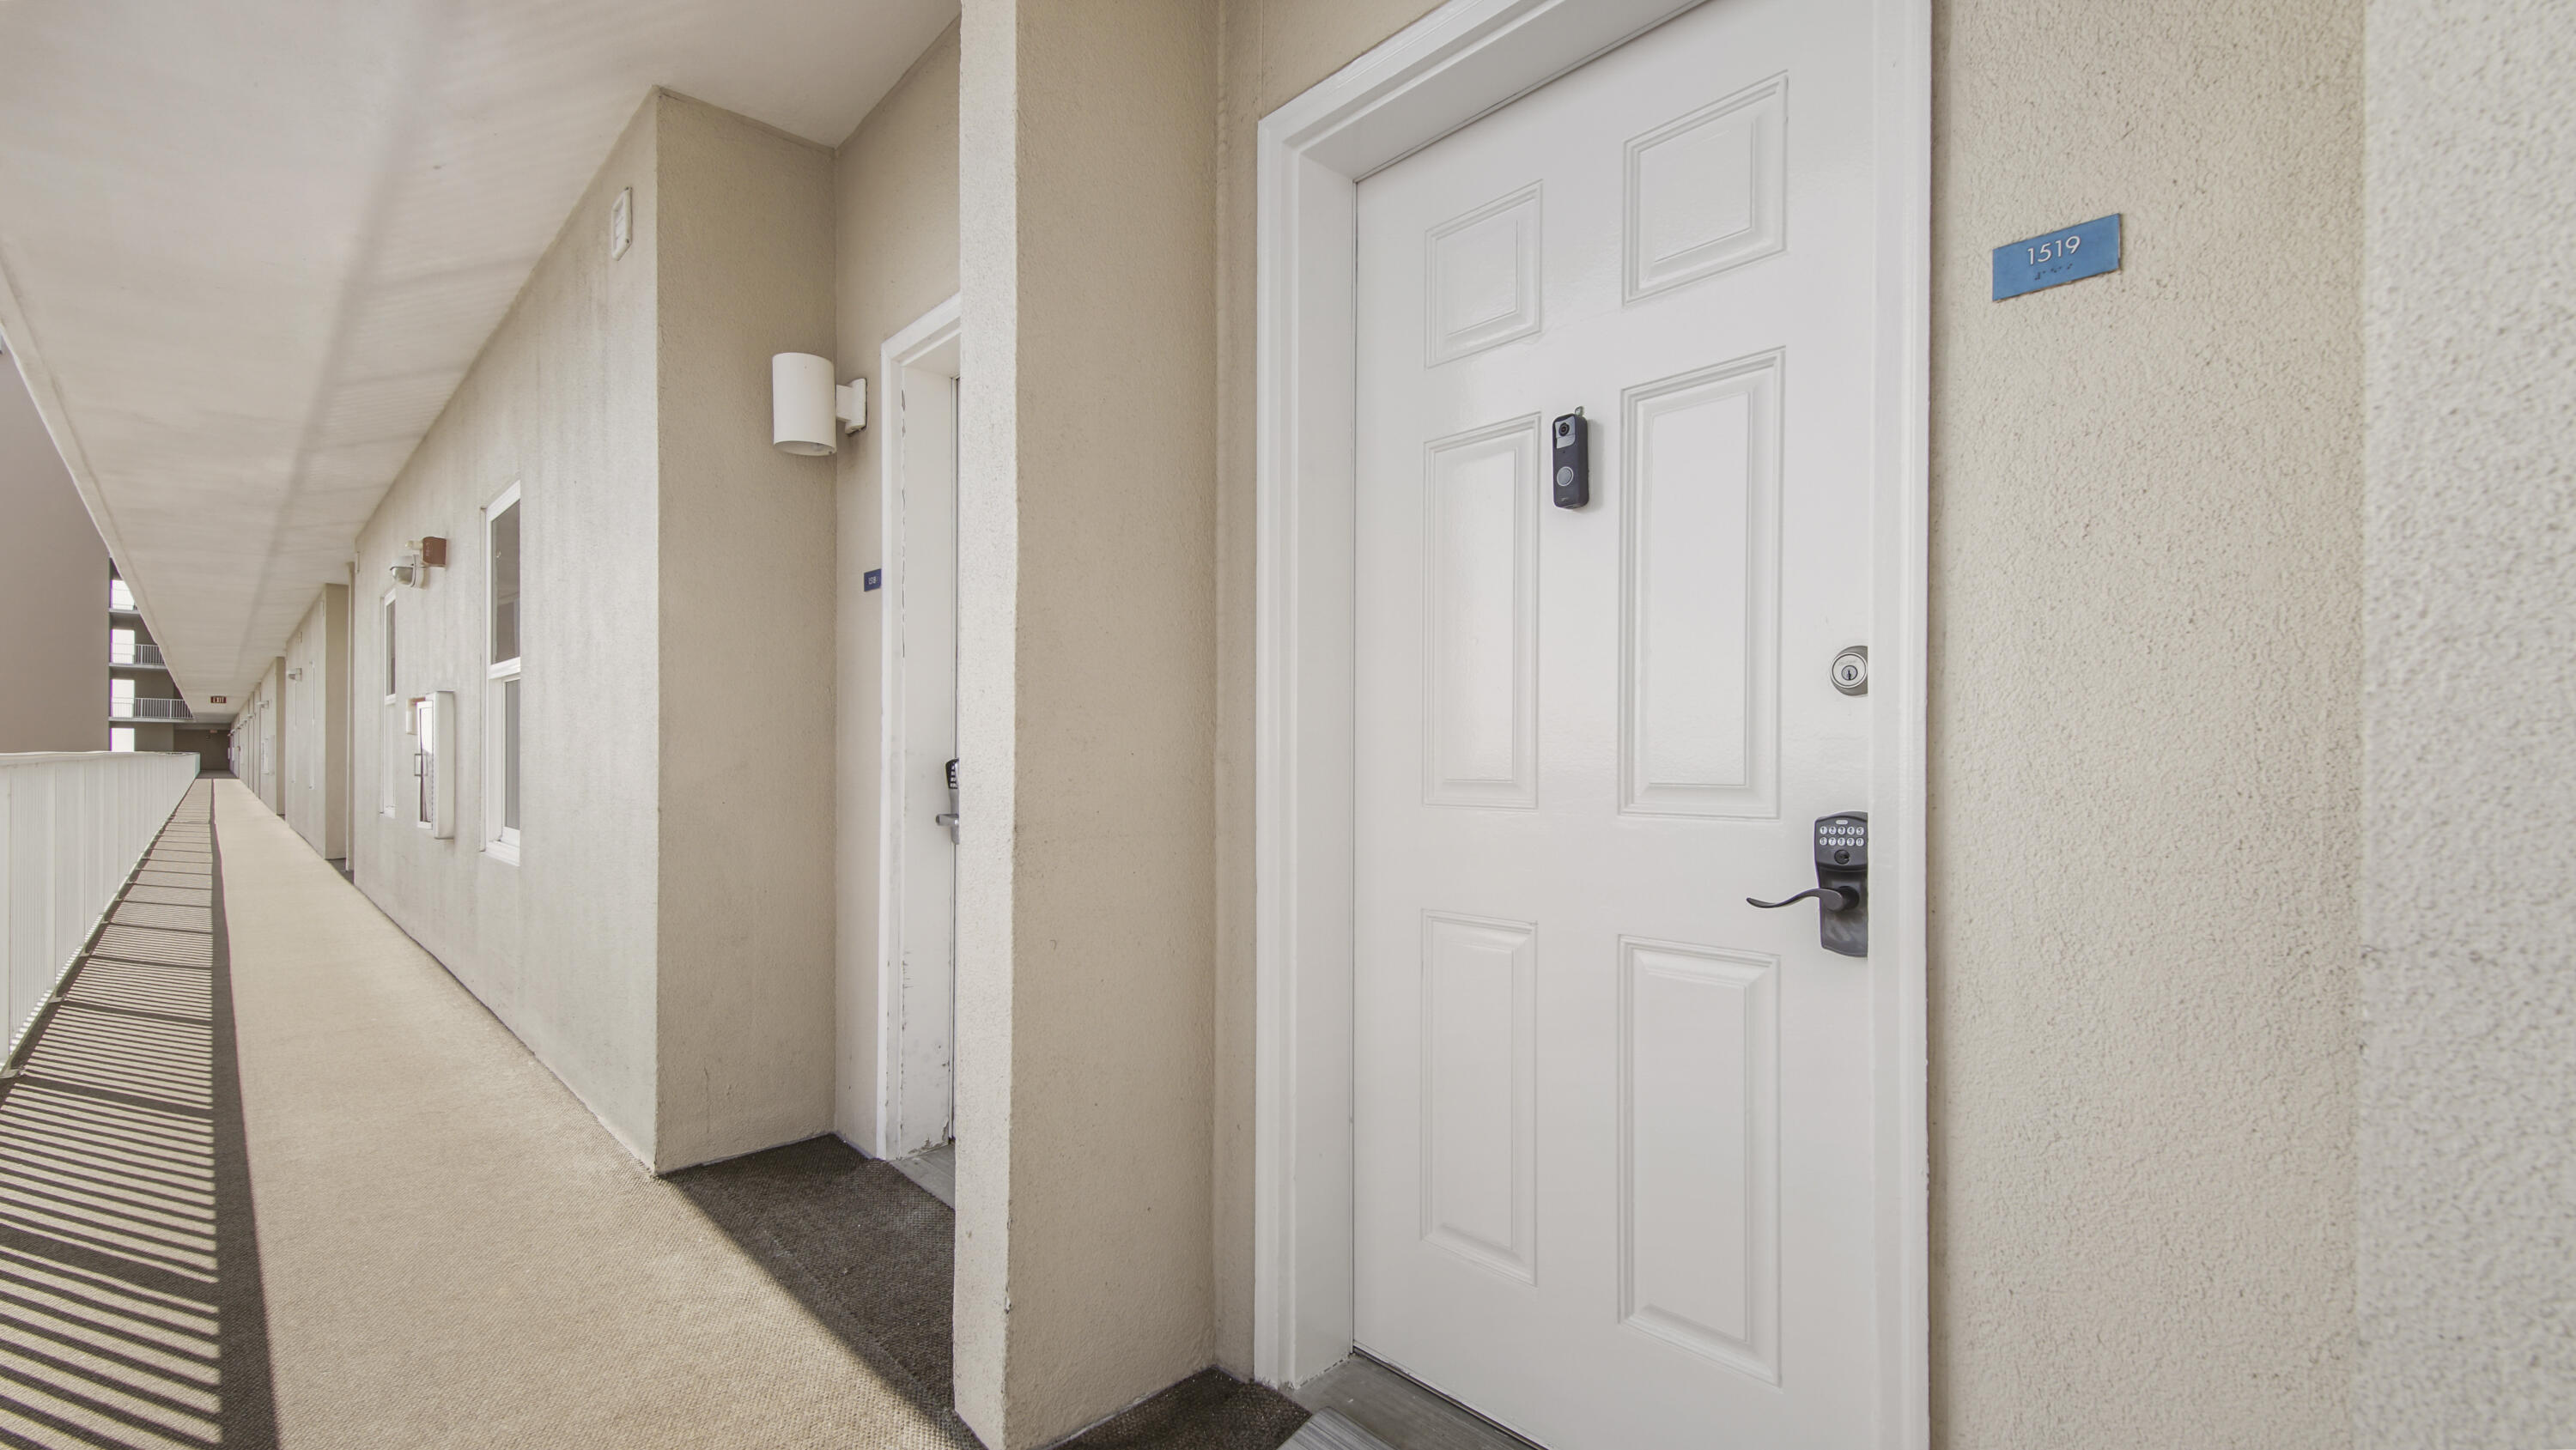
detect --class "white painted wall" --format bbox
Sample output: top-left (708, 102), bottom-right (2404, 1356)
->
top-left (2360, 2), bottom-right (2576, 1441)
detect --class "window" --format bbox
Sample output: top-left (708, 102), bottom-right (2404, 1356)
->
top-left (484, 483), bottom-right (522, 860)
top-left (111, 677), bottom-right (134, 719)
top-left (112, 628), bottom-right (135, 664)
top-left (382, 589), bottom-right (404, 816)
top-left (111, 727), bottom-right (135, 752)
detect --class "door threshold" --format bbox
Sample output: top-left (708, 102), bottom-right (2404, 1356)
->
top-left (1288, 1352), bottom-right (1546, 1450)
top-left (887, 1141), bottom-right (955, 1207)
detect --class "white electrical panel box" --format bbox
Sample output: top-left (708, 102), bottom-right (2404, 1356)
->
top-left (413, 690), bottom-right (457, 838)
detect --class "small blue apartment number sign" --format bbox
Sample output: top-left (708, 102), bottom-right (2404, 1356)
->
top-left (1993, 214), bottom-right (2121, 300)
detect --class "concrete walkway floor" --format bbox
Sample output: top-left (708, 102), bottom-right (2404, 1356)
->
top-left (3, 780), bottom-right (1315, 1450)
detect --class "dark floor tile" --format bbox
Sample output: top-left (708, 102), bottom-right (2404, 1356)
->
top-left (667, 1137), bottom-right (960, 1416)
top-left (1062, 1368), bottom-right (1310, 1450)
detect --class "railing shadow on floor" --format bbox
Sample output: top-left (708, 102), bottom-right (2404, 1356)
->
top-left (0, 789), bottom-right (277, 1449)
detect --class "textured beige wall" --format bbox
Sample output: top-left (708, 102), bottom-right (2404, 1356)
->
top-left (0, 353), bottom-right (106, 754)
top-left (831, 22), bottom-right (963, 1147)
top-left (252, 658), bottom-right (283, 812)
top-left (353, 97), bottom-right (664, 1158)
top-left (282, 584), bottom-right (349, 860)
top-left (1929, 3), bottom-right (2360, 1444)
top-left (1202, 1), bottom-right (2366, 1441)
top-left (651, 92), bottom-right (839, 1172)
top-left (2360, 2), bottom-right (2576, 1443)
top-left (955, 3), bottom-right (1220, 1445)
top-left (954, 0), bottom-right (1018, 1430)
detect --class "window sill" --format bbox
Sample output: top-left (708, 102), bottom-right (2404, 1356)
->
top-left (483, 840), bottom-right (520, 866)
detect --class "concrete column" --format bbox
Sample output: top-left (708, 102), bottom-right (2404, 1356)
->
top-left (956, 3), bottom-right (1219, 1444)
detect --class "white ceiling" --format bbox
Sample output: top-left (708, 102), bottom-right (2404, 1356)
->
top-left (0, 0), bottom-right (954, 716)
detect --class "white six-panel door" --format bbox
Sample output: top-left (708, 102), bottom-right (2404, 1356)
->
top-left (1352, 1), bottom-right (1880, 1444)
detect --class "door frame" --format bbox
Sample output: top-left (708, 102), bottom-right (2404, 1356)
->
top-left (1249, 0), bottom-right (1931, 1443)
top-left (874, 293), bottom-right (964, 1160)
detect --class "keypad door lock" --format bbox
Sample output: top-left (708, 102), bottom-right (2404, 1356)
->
top-left (1747, 812), bottom-right (1868, 957)
top-left (935, 758), bottom-right (961, 843)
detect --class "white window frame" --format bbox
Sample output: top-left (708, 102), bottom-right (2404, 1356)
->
top-left (381, 586), bottom-right (404, 817)
top-left (483, 482), bottom-right (523, 862)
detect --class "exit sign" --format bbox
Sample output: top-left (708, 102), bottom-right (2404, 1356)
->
top-left (1993, 214), bottom-right (2121, 300)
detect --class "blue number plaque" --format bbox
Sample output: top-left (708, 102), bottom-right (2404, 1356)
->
top-left (1992, 214), bottom-right (2121, 300)
top-left (864, 568), bottom-right (883, 592)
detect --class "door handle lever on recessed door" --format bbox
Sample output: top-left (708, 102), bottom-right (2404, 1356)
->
top-left (1747, 812), bottom-right (1869, 957)
top-left (936, 758), bottom-right (960, 842)
top-left (1747, 886), bottom-right (1852, 911)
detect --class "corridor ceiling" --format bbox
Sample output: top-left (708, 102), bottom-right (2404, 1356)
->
top-left (0, 0), bottom-right (956, 718)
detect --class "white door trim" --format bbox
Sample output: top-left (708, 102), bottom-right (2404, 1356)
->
top-left (1250, 2), bottom-right (1930, 1445)
top-left (877, 292), bottom-right (964, 1160)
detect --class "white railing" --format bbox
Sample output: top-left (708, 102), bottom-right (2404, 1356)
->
top-left (108, 697), bottom-right (192, 722)
top-left (110, 642), bottom-right (167, 668)
top-left (1, 752), bottom-right (198, 1054)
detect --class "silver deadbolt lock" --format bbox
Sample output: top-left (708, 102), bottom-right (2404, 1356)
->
top-left (1832, 645), bottom-right (1868, 696)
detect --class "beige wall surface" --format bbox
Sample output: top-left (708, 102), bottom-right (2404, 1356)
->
top-left (956, 3), bottom-right (1220, 1445)
top-left (831, 21), bottom-right (963, 1148)
top-left (351, 98), bottom-right (664, 1159)
top-left (1202, 1), bottom-right (2366, 1444)
top-left (652, 92), bottom-right (840, 1171)
top-left (252, 658), bottom-right (284, 812)
top-left (1931, 3), bottom-right (2361, 1444)
top-left (2360, 1), bottom-right (2576, 1443)
top-left (282, 585), bottom-right (349, 860)
top-left (0, 353), bottom-right (106, 753)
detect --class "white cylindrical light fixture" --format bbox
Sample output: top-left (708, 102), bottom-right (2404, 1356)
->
top-left (772, 352), bottom-right (837, 456)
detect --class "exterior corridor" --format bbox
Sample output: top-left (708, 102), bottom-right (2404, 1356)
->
top-left (3, 780), bottom-right (976, 1448)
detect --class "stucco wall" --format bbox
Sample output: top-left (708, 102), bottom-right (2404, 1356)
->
top-left (651, 92), bottom-right (840, 1171)
top-left (282, 584), bottom-right (349, 860)
top-left (351, 97), bottom-right (664, 1157)
top-left (0, 352), bottom-right (106, 754)
top-left (831, 21), bottom-right (963, 1149)
top-left (1929, 4), bottom-right (2361, 1444)
top-left (956, 3), bottom-right (1220, 1445)
top-left (1202, 0), bottom-right (2366, 1442)
top-left (2359, 2), bottom-right (2576, 1443)
top-left (251, 658), bottom-right (284, 813)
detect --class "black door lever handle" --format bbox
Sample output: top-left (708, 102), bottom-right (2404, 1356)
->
top-left (1747, 886), bottom-right (1852, 911)
top-left (1755, 812), bottom-right (1869, 956)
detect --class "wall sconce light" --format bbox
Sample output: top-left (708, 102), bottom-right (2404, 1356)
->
top-left (389, 537), bottom-right (447, 588)
top-left (771, 353), bottom-right (865, 456)
top-left (287, 668), bottom-right (303, 681)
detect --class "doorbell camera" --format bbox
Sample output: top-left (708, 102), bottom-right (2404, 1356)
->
top-left (1551, 409), bottom-right (1589, 509)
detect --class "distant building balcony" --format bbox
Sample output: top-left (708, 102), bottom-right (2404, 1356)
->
top-left (110, 697), bottom-right (192, 723)
top-left (111, 641), bottom-right (168, 669)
